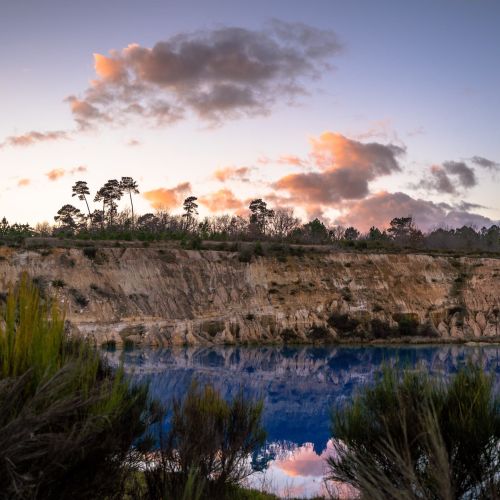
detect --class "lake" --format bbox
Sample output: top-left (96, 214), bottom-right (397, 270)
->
top-left (109, 344), bottom-right (500, 498)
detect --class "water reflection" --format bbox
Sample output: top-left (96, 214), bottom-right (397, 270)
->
top-left (109, 344), bottom-right (500, 498)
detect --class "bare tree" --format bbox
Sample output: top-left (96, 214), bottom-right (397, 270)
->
top-left (268, 208), bottom-right (300, 240)
top-left (329, 225), bottom-right (346, 242)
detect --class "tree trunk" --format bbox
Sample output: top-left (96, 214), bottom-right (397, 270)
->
top-left (84, 196), bottom-right (91, 228)
top-left (129, 191), bottom-right (134, 229)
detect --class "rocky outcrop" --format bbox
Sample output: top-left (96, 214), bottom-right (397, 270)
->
top-left (0, 244), bottom-right (498, 345)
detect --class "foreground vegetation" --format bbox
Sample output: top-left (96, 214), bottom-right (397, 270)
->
top-left (329, 365), bottom-right (500, 499)
top-left (0, 278), bottom-right (269, 499)
top-left (0, 275), bottom-right (152, 499)
top-left (2, 277), bottom-right (500, 499)
top-left (1, 177), bottom-right (499, 254)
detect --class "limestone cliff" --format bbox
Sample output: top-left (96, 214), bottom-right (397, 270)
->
top-left (0, 244), bottom-right (498, 345)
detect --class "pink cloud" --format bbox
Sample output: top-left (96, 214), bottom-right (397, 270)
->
top-left (199, 188), bottom-right (246, 213)
top-left (336, 191), bottom-right (496, 232)
top-left (1, 130), bottom-right (69, 148)
top-left (45, 166), bottom-right (87, 182)
top-left (213, 166), bottom-right (253, 182)
top-left (143, 182), bottom-right (192, 210)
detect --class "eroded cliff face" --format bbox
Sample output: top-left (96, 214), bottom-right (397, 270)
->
top-left (0, 245), bottom-right (498, 345)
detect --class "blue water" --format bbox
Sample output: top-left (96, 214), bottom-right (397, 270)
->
top-left (111, 344), bottom-right (500, 497)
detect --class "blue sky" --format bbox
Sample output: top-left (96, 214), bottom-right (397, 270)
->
top-left (1, 0), bottom-right (499, 230)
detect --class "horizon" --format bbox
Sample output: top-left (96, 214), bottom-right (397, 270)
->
top-left (1, 0), bottom-right (499, 232)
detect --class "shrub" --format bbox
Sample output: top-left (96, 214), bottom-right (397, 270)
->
top-left (308, 325), bottom-right (329, 341)
top-left (182, 236), bottom-right (203, 250)
top-left (328, 365), bottom-right (500, 499)
top-left (0, 275), bottom-right (153, 499)
top-left (253, 242), bottom-right (264, 257)
top-left (289, 246), bottom-right (305, 257)
top-left (341, 287), bottom-right (352, 302)
top-left (238, 248), bottom-right (253, 263)
top-left (82, 246), bottom-right (97, 259)
top-left (280, 328), bottom-right (299, 343)
top-left (69, 287), bottom-right (89, 308)
top-left (393, 313), bottom-right (419, 336)
top-left (370, 318), bottom-right (392, 339)
top-left (328, 313), bottom-right (359, 334)
top-left (51, 279), bottom-right (66, 288)
top-left (143, 382), bottom-right (266, 499)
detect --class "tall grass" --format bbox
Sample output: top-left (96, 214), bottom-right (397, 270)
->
top-left (0, 274), bottom-right (66, 381)
top-left (0, 274), bottom-right (152, 499)
top-left (328, 365), bottom-right (500, 499)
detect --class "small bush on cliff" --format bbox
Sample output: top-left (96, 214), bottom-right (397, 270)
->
top-left (0, 275), bottom-right (153, 499)
top-left (329, 365), bottom-right (500, 499)
top-left (281, 328), bottom-right (299, 343)
top-left (238, 247), bottom-right (253, 263)
top-left (82, 245), bottom-right (97, 259)
top-left (308, 325), bottom-right (330, 341)
top-left (370, 318), bottom-right (392, 339)
top-left (393, 313), bottom-right (419, 336)
top-left (143, 381), bottom-right (266, 499)
top-left (328, 313), bottom-right (360, 335)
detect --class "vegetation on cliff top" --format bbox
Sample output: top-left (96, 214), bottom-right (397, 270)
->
top-left (1, 176), bottom-right (499, 254)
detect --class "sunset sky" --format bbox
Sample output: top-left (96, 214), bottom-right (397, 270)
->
top-left (1, 0), bottom-right (499, 231)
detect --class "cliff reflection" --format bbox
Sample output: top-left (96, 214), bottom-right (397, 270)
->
top-left (109, 344), bottom-right (500, 498)
top-left (112, 345), bottom-right (500, 450)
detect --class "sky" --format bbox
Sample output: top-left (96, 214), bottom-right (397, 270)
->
top-left (1, 0), bottom-right (499, 231)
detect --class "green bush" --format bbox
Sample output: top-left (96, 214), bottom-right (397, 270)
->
top-left (329, 365), bottom-right (500, 499)
top-left (143, 381), bottom-right (266, 499)
top-left (0, 275), bottom-right (153, 499)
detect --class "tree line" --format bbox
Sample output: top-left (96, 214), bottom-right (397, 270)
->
top-left (0, 177), bottom-right (499, 253)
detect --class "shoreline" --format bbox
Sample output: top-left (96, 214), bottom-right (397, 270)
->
top-left (102, 336), bottom-right (500, 350)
